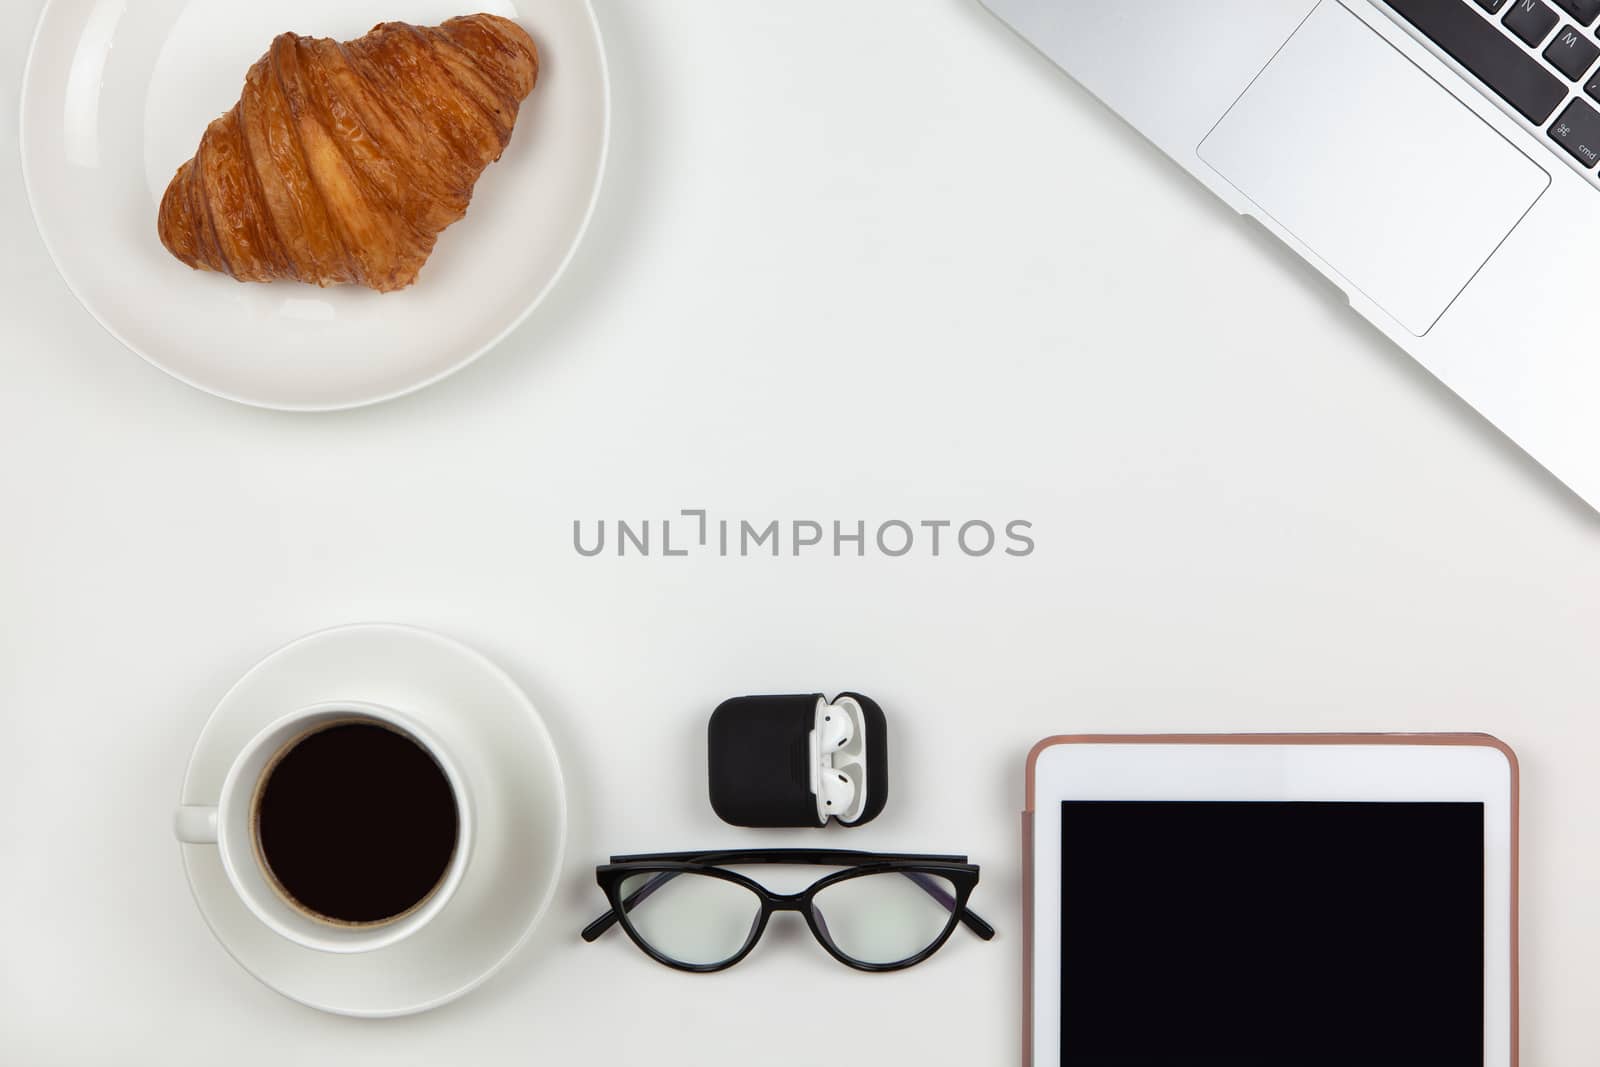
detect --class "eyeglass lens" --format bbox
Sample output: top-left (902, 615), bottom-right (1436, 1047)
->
top-left (618, 871), bottom-right (762, 967)
top-left (810, 871), bottom-right (959, 965)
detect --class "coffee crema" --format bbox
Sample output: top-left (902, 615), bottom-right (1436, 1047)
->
top-left (252, 721), bottom-right (459, 926)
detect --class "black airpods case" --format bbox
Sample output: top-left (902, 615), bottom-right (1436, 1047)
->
top-left (707, 693), bottom-right (888, 828)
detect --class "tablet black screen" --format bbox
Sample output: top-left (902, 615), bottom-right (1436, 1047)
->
top-left (1060, 801), bottom-right (1484, 1067)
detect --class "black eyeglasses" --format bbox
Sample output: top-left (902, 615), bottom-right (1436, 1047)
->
top-left (581, 849), bottom-right (996, 973)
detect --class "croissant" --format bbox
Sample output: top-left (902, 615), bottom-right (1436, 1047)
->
top-left (157, 15), bottom-right (539, 292)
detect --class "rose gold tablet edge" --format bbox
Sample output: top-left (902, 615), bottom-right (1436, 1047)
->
top-left (1021, 732), bottom-right (1520, 1067)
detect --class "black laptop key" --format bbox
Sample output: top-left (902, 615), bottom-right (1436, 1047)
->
top-left (1550, 98), bottom-right (1600, 164)
top-left (1477, 0), bottom-right (1511, 11)
top-left (1546, 25), bottom-right (1600, 78)
top-left (1505, 0), bottom-right (1561, 45)
top-left (1384, 0), bottom-right (1568, 123)
top-left (1553, 0), bottom-right (1600, 26)
top-left (1585, 66), bottom-right (1600, 100)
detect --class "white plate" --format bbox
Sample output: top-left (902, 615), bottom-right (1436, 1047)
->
top-left (178, 623), bottom-right (568, 1017)
top-left (20, 0), bottom-right (610, 410)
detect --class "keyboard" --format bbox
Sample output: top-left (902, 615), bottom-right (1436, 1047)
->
top-left (1382, 0), bottom-right (1600, 172)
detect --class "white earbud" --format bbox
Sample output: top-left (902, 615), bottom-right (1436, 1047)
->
top-left (817, 707), bottom-right (853, 752)
top-left (818, 766), bottom-right (859, 817)
top-left (812, 697), bottom-right (867, 825)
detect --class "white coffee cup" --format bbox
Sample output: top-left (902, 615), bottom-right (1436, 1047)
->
top-left (174, 701), bottom-right (475, 954)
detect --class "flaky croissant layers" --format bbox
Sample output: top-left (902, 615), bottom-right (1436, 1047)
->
top-left (158, 15), bottom-right (539, 292)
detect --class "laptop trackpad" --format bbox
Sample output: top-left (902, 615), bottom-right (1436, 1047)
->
top-left (1198, 1), bottom-right (1548, 335)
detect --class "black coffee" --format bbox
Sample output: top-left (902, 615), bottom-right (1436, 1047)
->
top-left (254, 721), bottom-right (459, 925)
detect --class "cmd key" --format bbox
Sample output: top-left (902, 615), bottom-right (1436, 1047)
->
top-left (1550, 97), bottom-right (1600, 165)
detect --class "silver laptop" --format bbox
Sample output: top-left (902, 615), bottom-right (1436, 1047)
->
top-left (982, 0), bottom-right (1600, 509)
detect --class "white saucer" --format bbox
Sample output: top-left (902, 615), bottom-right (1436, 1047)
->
top-left (177, 623), bottom-right (567, 1017)
top-left (20, 0), bottom-right (609, 411)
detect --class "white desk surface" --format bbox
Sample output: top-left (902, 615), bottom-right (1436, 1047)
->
top-left (3, 2), bottom-right (1596, 1062)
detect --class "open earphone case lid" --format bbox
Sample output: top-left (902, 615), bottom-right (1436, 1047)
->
top-left (707, 693), bottom-right (889, 829)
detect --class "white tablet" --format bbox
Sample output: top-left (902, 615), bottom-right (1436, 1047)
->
top-left (1024, 734), bottom-right (1518, 1067)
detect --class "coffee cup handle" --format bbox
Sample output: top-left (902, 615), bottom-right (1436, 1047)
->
top-left (174, 805), bottom-right (218, 844)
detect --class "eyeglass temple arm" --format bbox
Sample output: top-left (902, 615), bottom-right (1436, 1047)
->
top-left (580, 869), bottom-right (996, 943)
top-left (581, 869), bottom-right (682, 943)
top-left (580, 911), bottom-right (621, 943)
top-left (904, 871), bottom-right (996, 941)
